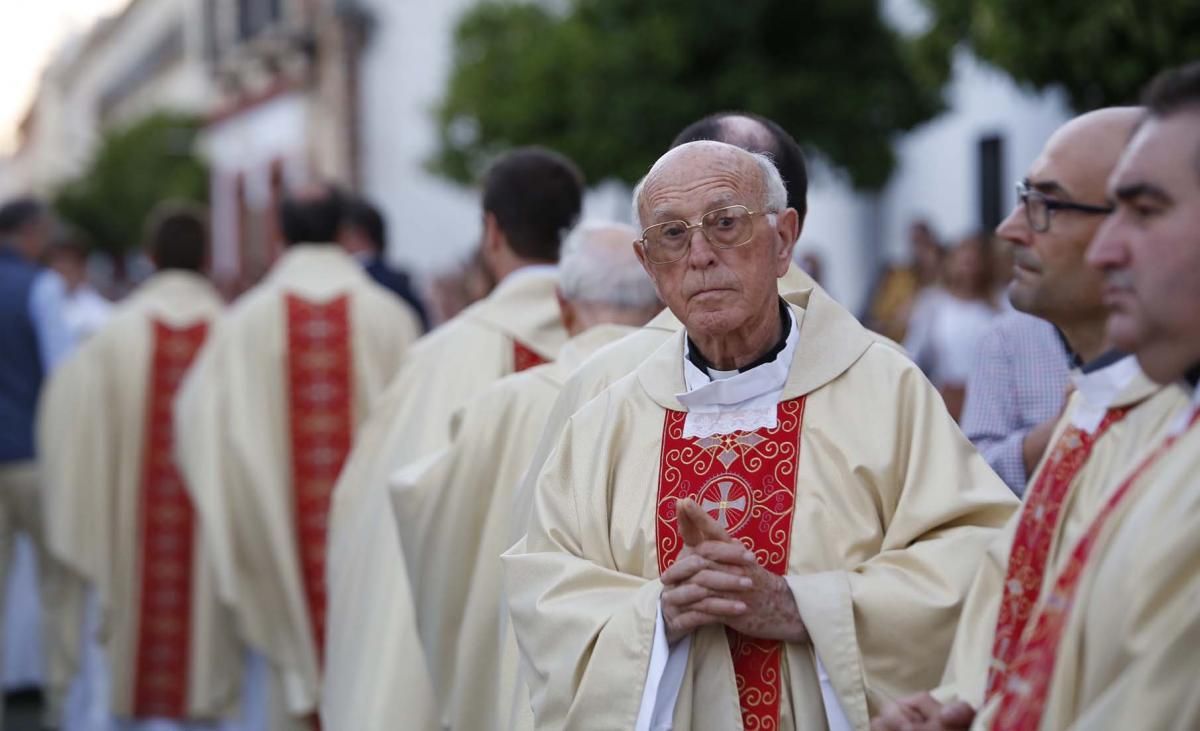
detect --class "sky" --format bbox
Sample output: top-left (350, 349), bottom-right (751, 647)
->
top-left (0, 0), bottom-right (131, 154)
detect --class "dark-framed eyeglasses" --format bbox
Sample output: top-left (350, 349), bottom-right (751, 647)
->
top-left (637, 204), bottom-right (772, 265)
top-left (1015, 180), bottom-right (1114, 233)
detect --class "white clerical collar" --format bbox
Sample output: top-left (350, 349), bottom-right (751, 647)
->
top-left (494, 263), bottom-right (558, 294)
top-left (676, 307), bottom-right (798, 438)
top-left (1068, 353), bottom-right (1141, 433)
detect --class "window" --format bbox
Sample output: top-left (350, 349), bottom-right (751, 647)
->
top-left (978, 134), bottom-right (1005, 233)
top-left (237, 0), bottom-right (283, 41)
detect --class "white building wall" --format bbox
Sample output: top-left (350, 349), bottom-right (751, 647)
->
top-left (878, 50), bottom-right (1072, 260)
top-left (357, 0), bottom-right (483, 274)
top-left (358, 0), bottom-right (660, 276)
top-left (796, 160), bottom-right (880, 309)
top-left (199, 91), bottom-right (309, 279)
top-left (799, 49), bottom-right (1072, 313)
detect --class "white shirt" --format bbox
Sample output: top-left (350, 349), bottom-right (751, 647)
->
top-left (62, 285), bottom-right (113, 344)
top-left (1068, 355), bottom-right (1142, 434)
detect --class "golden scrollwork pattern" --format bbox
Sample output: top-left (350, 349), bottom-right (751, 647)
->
top-left (656, 397), bottom-right (806, 730)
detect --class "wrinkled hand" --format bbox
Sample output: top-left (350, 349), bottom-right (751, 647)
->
top-left (660, 499), bottom-right (807, 645)
top-left (871, 693), bottom-right (975, 731)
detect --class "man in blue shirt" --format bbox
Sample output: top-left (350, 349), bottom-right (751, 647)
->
top-left (338, 194), bottom-right (430, 331)
top-left (0, 197), bottom-right (76, 728)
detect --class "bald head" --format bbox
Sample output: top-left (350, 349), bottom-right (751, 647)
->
top-left (671, 112), bottom-right (808, 215)
top-left (1035, 107), bottom-right (1143, 204)
top-left (280, 183), bottom-right (345, 246)
top-left (999, 107), bottom-right (1144, 352)
top-left (633, 141), bottom-right (788, 232)
top-left (557, 221), bottom-right (660, 335)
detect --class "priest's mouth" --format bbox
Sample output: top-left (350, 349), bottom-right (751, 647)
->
top-left (689, 287), bottom-right (736, 299)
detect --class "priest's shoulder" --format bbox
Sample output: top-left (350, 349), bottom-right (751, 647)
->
top-left (356, 276), bottom-right (423, 324)
top-left (474, 363), bottom-right (561, 414)
top-left (561, 326), bottom-right (674, 395)
top-left (402, 308), bottom-right (503, 361)
top-left (557, 368), bottom-right (648, 437)
top-left (844, 334), bottom-right (932, 386)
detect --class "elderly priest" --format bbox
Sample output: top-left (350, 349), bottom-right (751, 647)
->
top-left (503, 141), bottom-right (1018, 731)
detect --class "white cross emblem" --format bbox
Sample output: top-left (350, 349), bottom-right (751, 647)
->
top-left (701, 480), bottom-right (747, 529)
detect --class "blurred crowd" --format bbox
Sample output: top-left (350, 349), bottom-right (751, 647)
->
top-left (864, 221), bottom-right (1014, 420)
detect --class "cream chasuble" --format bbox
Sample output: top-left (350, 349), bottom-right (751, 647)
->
top-left (503, 288), bottom-right (1017, 731)
top-left (38, 271), bottom-right (242, 722)
top-left (935, 359), bottom-right (1187, 711)
top-left (173, 245), bottom-right (421, 726)
top-left (389, 324), bottom-right (636, 731)
top-left (507, 264), bottom-right (819, 545)
top-left (970, 381), bottom-right (1200, 730)
top-left (322, 266), bottom-right (566, 731)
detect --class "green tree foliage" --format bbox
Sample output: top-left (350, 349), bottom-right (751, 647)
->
top-left (917, 0), bottom-right (1200, 111)
top-left (54, 113), bottom-right (208, 258)
top-left (433, 0), bottom-right (949, 189)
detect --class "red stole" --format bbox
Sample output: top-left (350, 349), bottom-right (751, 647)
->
top-left (992, 409), bottom-right (1200, 730)
top-left (513, 340), bottom-right (548, 372)
top-left (285, 294), bottom-right (354, 667)
top-left (134, 320), bottom-right (208, 718)
top-left (985, 407), bottom-right (1130, 698)
top-left (656, 398), bottom-right (806, 730)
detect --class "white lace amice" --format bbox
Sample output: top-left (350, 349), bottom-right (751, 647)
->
top-left (682, 407), bottom-right (778, 439)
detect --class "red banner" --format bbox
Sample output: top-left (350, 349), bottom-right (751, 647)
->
top-left (286, 294), bottom-right (354, 665)
top-left (986, 407), bottom-right (1129, 698)
top-left (656, 398), bottom-right (806, 730)
top-left (134, 320), bottom-right (209, 718)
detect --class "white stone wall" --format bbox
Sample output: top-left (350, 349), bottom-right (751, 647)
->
top-left (878, 50), bottom-right (1072, 262)
top-left (356, 0), bottom-right (484, 274)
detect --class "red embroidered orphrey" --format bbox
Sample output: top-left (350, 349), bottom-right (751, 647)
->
top-left (992, 409), bottom-right (1200, 730)
top-left (134, 320), bottom-right (209, 718)
top-left (286, 294), bottom-right (354, 666)
top-left (512, 340), bottom-right (548, 372)
top-left (656, 398), bottom-right (806, 731)
top-left (985, 407), bottom-right (1130, 698)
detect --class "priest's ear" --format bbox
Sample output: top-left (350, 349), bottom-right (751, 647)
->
top-left (481, 212), bottom-right (505, 270)
top-left (555, 287), bottom-right (578, 335)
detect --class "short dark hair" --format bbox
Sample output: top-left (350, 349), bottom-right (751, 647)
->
top-left (279, 185), bottom-right (346, 246)
top-left (1141, 62), bottom-right (1200, 182)
top-left (481, 147), bottom-right (584, 262)
top-left (0, 198), bottom-right (47, 236)
top-left (1143, 61), bottom-right (1200, 118)
top-left (145, 202), bottom-right (209, 272)
top-left (343, 196), bottom-right (386, 253)
top-left (671, 112), bottom-right (809, 219)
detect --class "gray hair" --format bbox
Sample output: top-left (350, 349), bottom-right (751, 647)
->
top-left (631, 142), bottom-right (789, 230)
top-left (559, 221), bottom-right (660, 309)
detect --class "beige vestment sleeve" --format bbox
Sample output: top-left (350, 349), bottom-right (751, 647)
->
top-left (780, 358), bottom-right (1017, 727)
top-left (39, 344), bottom-right (114, 592)
top-left (35, 347), bottom-right (101, 700)
top-left (505, 411), bottom-right (671, 730)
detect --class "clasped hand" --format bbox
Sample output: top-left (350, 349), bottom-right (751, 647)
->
top-left (660, 498), bottom-right (807, 645)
